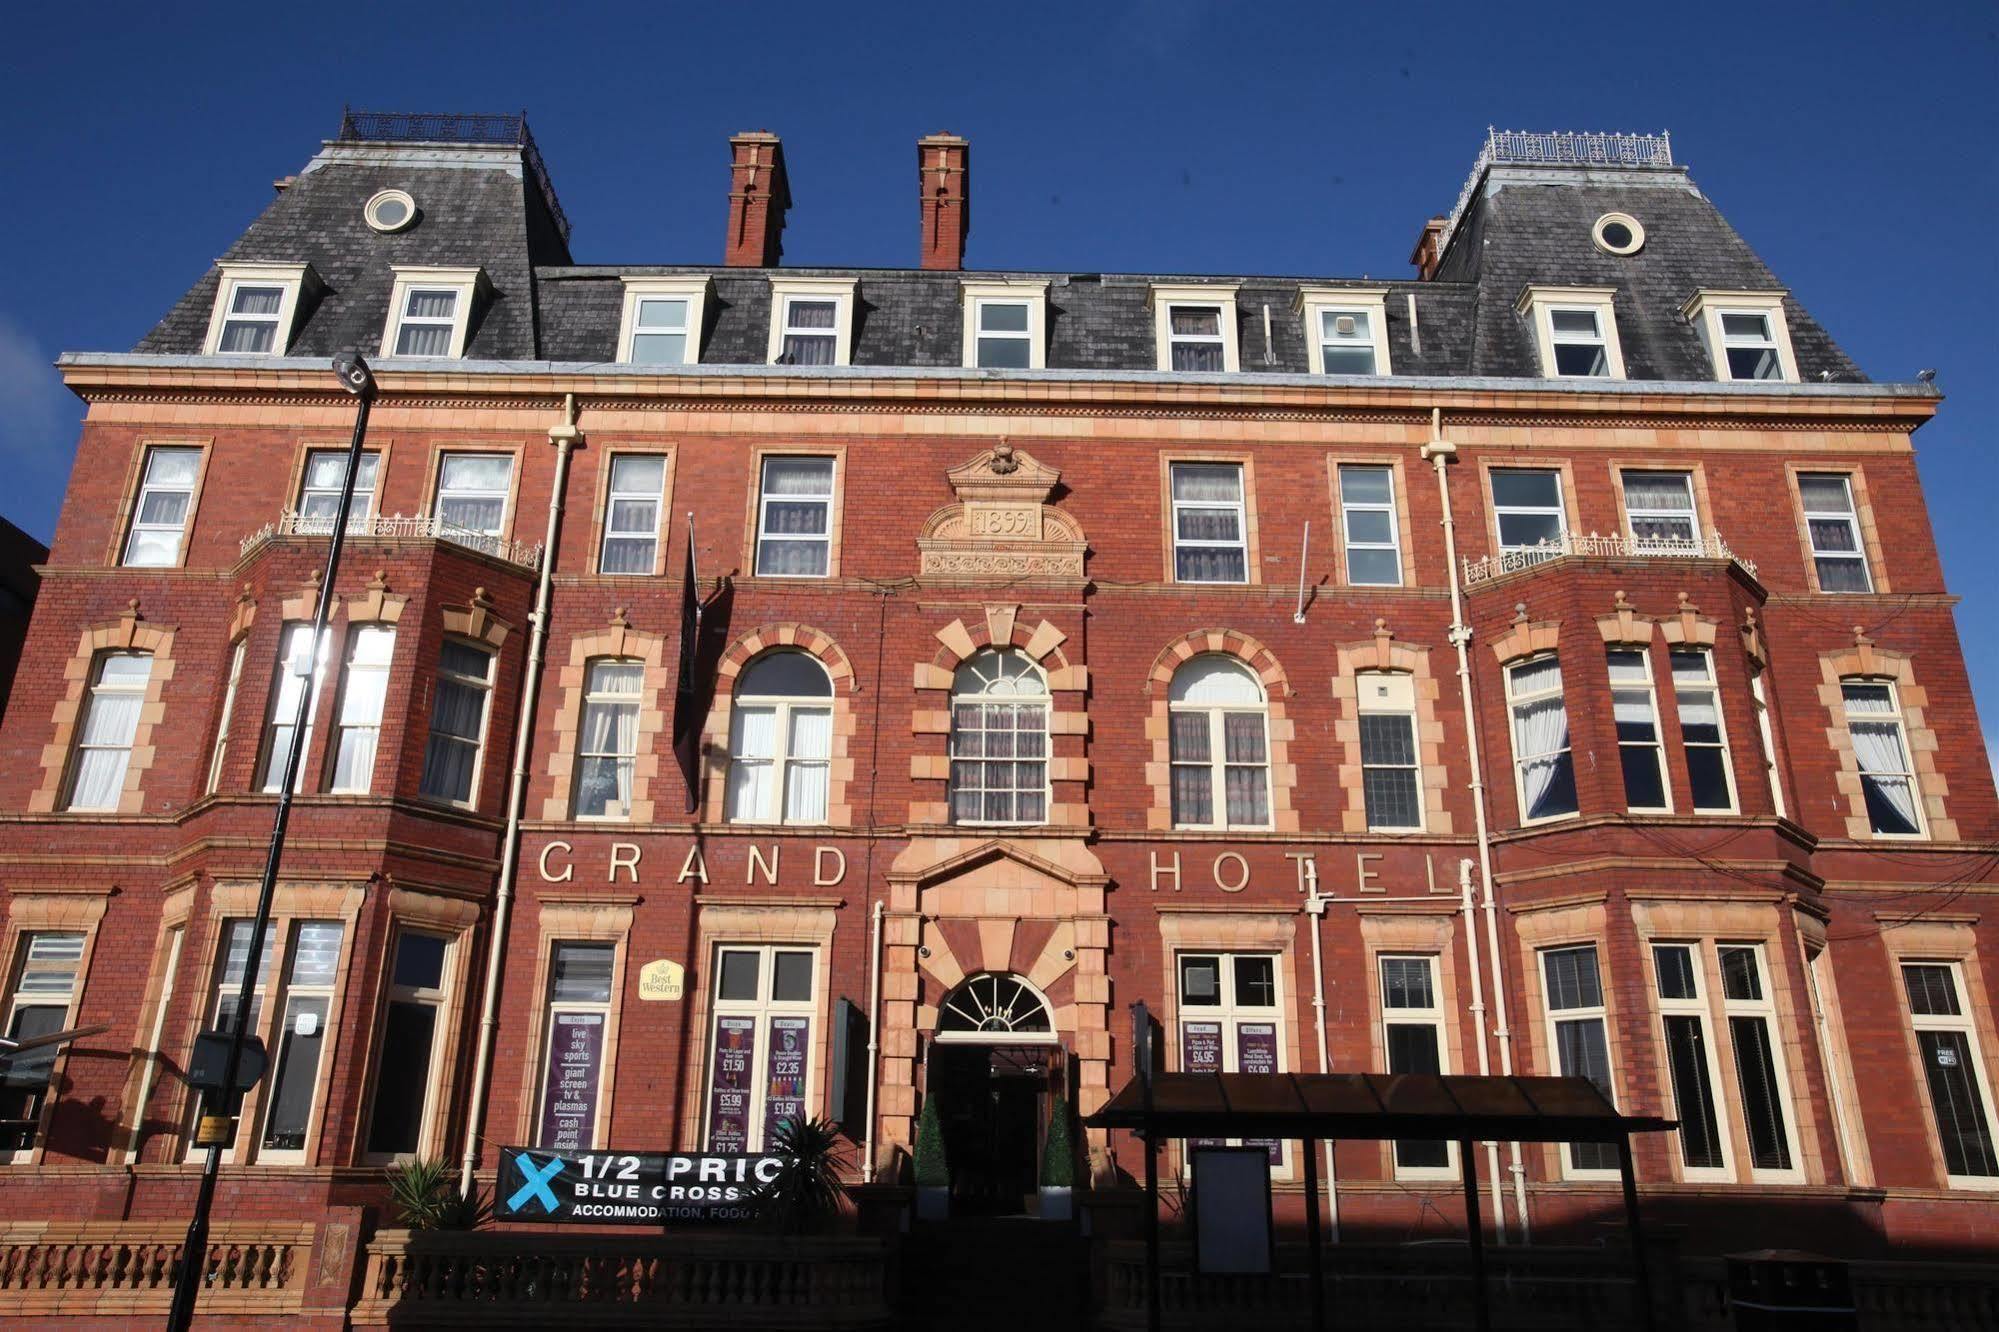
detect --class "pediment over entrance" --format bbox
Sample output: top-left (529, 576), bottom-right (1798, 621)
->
top-left (917, 445), bottom-right (1087, 579)
top-left (888, 835), bottom-right (1106, 919)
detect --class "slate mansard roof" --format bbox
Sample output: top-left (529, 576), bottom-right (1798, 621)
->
top-left (136, 124), bottom-right (1865, 385)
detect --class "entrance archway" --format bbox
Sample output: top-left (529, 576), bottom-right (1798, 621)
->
top-left (928, 972), bottom-right (1065, 1215)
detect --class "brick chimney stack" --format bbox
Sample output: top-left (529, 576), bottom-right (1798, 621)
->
top-left (725, 132), bottom-right (791, 268)
top-left (917, 133), bottom-right (970, 271)
top-left (1410, 216), bottom-right (1448, 282)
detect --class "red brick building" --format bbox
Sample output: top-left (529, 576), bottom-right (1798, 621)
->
top-left (2, 115), bottom-right (1994, 1323)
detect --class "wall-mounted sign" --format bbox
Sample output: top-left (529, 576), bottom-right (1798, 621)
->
top-left (537, 1012), bottom-right (604, 1153)
top-left (496, 1147), bottom-right (784, 1224)
top-left (638, 959), bottom-right (685, 1001)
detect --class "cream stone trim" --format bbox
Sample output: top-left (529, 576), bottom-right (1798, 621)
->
top-left (1155, 910), bottom-right (1305, 1180)
top-left (1793, 913), bottom-right (1873, 1187)
top-left (586, 446), bottom-right (676, 578)
top-left (1332, 621), bottom-right (1451, 834)
top-left (678, 902), bottom-right (839, 1153)
top-left (1877, 917), bottom-right (1999, 1190)
top-left (31, 601), bottom-right (176, 815)
top-left (1786, 462), bottom-right (1890, 596)
top-left (1151, 283), bottom-right (1241, 373)
top-left (1595, 591), bottom-right (1655, 646)
top-left (1513, 900), bottom-right (1629, 1179)
top-left (743, 445), bottom-right (846, 579)
top-left (0, 892), bottom-right (109, 1165)
top-left (111, 438), bottom-right (213, 570)
top-left (344, 570), bottom-right (406, 626)
top-left (960, 279), bottom-right (1049, 370)
top-left (1143, 629), bottom-right (1297, 833)
top-left (1516, 285), bottom-right (1627, 380)
top-left (910, 612), bottom-right (1087, 827)
top-left (440, 587), bottom-right (514, 649)
top-left (351, 890), bottom-right (481, 1163)
top-left (380, 266), bottom-right (486, 359)
top-left (1681, 290), bottom-right (1800, 385)
top-left (1592, 212), bottom-right (1645, 256)
top-left (541, 612), bottom-right (668, 822)
top-left (1817, 634), bottom-right (1954, 841)
top-left (1328, 454), bottom-right (1416, 586)
top-left (1295, 287), bottom-right (1391, 376)
top-left (202, 262), bottom-right (318, 357)
top-left (515, 901), bottom-right (633, 1152)
top-left (228, 584), bottom-right (258, 645)
top-left (616, 276), bottom-right (711, 366)
top-left (1487, 608), bottom-right (1560, 667)
top-left (702, 623), bottom-right (859, 826)
top-left (1358, 906), bottom-right (1465, 1180)
top-left (767, 277), bottom-right (858, 367)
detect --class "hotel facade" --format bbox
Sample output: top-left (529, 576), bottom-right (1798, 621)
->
top-left (1, 114), bottom-right (1995, 1323)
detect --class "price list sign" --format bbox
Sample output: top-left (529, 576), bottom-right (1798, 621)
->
top-left (1236, 1022), bottom-right (1283, 1165)
top-left (538, 1012), bottom-right (605, 1152)
top-left (707, 1016), bottom-right (756, 1152)
top-left (763, 1016), bottom-right (810, 1142)
top-left (1180, 1020), bottom-right (1224, 1152)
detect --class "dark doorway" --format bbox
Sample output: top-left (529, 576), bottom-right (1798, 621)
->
top-left (927, 1042), bottom-right (1056, 1216)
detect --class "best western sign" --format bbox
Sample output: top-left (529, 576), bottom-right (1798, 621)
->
top-left (497, 1147), bottom-right (785, 1224)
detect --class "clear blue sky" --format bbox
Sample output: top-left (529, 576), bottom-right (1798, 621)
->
top-left (2, 1), bottom-right (1994, 758)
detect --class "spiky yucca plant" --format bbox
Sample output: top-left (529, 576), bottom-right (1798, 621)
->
top-left (385, 1157), bottom-right (489, 1231)
top-left (751, 1115), bottom-right (849, 1234)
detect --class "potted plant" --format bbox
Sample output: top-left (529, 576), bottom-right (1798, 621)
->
top-left (385, 1157), bottom-right (489, 1230)
top-left (749, 1115), bottom-right (849, 1234)
top-left (1039, 1095), bottom-right (1075, 1221)
top-left (913, 1094), bottom-right (949, 1220)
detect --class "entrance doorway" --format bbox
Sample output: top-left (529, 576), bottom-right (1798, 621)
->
top-left (924, 972), bottom-right (1067, 1217)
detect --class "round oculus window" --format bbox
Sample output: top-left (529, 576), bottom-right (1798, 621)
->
top-left (1593, 212), bottom-right (1643, 255)
top-left (364, 189), bottom-right (418, 233)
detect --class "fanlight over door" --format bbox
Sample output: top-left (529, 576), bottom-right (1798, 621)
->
top-left (935, 972), bottom-right (1055, 1042)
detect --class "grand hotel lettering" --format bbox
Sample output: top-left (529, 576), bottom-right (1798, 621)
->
top-left (532, 836), bottom-right (1457, 897)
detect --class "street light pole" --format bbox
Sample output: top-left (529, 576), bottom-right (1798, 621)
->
top-left (165, 352), bottom-right (376, 1332)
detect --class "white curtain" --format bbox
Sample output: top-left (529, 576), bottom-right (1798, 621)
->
top-left (728, 706), bottom-right (778, 820)
top-left (1513, 694), bottom-right (1571, 816)
top-left (1851, 719), bottom-right (1920, 827)
top-left (578, 700), bottom-right (638, 815)
top-left (783, 708), bottom-right (831, 822)
top-left (68, 742), bottom-right (134, 812)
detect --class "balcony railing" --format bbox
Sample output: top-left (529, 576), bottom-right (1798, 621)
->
top-left (0, 1221), bottom-right (314, 1317)
top-left (1440, 127), bottom-right (1674, 268)
top-left (1460, 530), bottom-right (1754, 588)
top-left (240, 511), bottom-right (544, 572)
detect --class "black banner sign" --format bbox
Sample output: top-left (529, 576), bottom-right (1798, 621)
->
top-left (496, 1146), bottom-right (784, 1224)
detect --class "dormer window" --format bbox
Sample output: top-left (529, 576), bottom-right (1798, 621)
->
top-left (1682, 291), bottom-right (1799, 384)
top-left (766, 278), bottom-right (856, 367)
top-left (1151, 284), bottom-right (1240, 373)
top-left (1517, 286), bottom-right (1625, 380)
top-left (1297, 287), bottom-right (1391, 376)
top-left (381, 266), bottom-right (484, 360)
top-left (203, 263), bottom-right (316, 357)
top-left (960, 279), bottom-right (1048, 370)
top-left (617, 277), bottom-right (710, 366)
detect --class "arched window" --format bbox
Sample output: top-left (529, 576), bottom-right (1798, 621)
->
top-left (727, 650), bottom-right (833, 824)
top-left (574, 659), bottom-right (643, 819)
top-left (937, 973), bottom-right (1053, 1037)
top-left (949, 649), bottom-right (1048, 825)
top-left (1168, 655), bottom-right (1269, 829)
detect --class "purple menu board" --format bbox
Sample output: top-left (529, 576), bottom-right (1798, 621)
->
top-left (763, 1016), bottom-right (811, 1143)
top-left (707, 1016), bottom-right (757, 1152)
top-left (537, 1011), bottom-right (604, 1152)
top-left (1180, 1020), bottom-right (1224, 1151)
top-left (1236, 1022), bottom-right (1282, 1165)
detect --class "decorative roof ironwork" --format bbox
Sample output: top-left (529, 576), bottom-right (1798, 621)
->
top-left (1438, 127), bottom-right (1675, 270)
top-left (336, 108), bottom-right (571, 244)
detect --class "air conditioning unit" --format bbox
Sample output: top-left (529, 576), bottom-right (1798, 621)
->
top-left (1334, 315), bottom-right (1358, 337)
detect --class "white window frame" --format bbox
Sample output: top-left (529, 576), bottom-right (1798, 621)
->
top-left (960, 279), bottom-right (1048, 370)
top-left (257, 624), bottom-right (329, 794)
top-left (1539, 944), bottom-right (1620, 1180)
top-left (122, 444), bottom-right (205, 568)
top-left (2, 931), bottom-right (87, 1162)
top-left (754, 455), bottom-right (836, 578)
top-left (380, 266), bottom-right (484, 360)
top-left (1517, 286), bottom-right (1625, 380)
top-left (1151, 284), bottom-right (1240, 373)
top-left (948, 649), bottom-right (1051, 827)
top-left (1748, 671), bottom-right (1788, 819)
top-left (432, 452), bottom-right (516, 540)
top-left (1842, 679), bottom-right (1927, 838)
top-left (1715, 943), bottom-right (1804, 1183)
top-left (1489, 467), bottom-right (1566, 556)
top-left (573, 659), bottom-right (644, 821)
top-left (1175, 951), bottom-right (1290, 1176)
top-left (1357, 670), bottom-right (1423, 832)
top-left (534, 940), bottom-right (617, 1153)
top-left (1505, 654), bottom-right (1578, 825)
top-left (1651, 941), bottom-right (1735, 1182)
top-left (202, 262), bottom-right (315, 357)
top-left (1166, 657), bottom-right (1272, 832)
top-left (1379, 953), bottom-right (1455, 1180)
top-left (419, 639), bottom-right (495, 809)
top-left (362, 928), bottom-right (455, 1163)
top-left (1337, 463), bottom-right (1402, 586)
top-left (326, 624), bottom-right (396, 795)
top-left (296, 449), bottom-right (381, 534)
top-left (766, 277), bottom-right (857, 367)
top-left (1682, 290), bottom-right (1799, 384)
top-left (1296, 287), bottom-right (1391, 376)
top-left (704, 944), bottom-right (820, 1153)
top-left (63, 651), bottom-right (152, 812)
top-left (598, 453), bottom-right (668, 576)
top-left (1671, 648), bottom-right (1737, 814)
top-left (1899, 960), bottom-right (1999, 1189)
top-left (616, 276), bottom-right (710, 366)
top-left (1608, 648), bottom-right (1670, 813)
top-left (725, 654), bottom-right (834, 826)
top-left (207, 640), bottom-right (247, 795)
top-left (1168, 460), bottom-right (1249, 585)
top-left (1621, 470), bottom-right (1701, 551)
top-left (256, 919), bottom-right (346, 1163)
top-left (1797, 472), bottom-right (1874, 593)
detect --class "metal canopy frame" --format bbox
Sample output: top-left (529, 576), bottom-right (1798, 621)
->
top-left (1085, 1071), bottom-right (1678, 1332)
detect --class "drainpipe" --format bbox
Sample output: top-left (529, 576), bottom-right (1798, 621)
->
top-left (1458, 859), bottom-right (1506, 1240)
top-left (862, 898), bottom-right (885, 1183)
top-left (1301, 857), bottom-right (1339, 1242)
top-left (460, 393), bottom-right (579, 1197)
top-left (1423, 407), bottom-right (1530, 1242)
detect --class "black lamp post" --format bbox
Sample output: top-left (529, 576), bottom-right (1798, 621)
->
top-left (165, 352), bottom-right (376, 1332)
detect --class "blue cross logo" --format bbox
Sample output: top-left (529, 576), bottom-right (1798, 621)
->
top-left (507, 1152), bottom-right (564, 1213)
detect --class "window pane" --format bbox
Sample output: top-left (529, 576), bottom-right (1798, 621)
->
top-left (1322, 345), bottom-right (1375, 374)
top-left (441, 454), bottom-right (513, 491)
top-left (1903, 964), bottom-right (1961, 1017)
top-left (772, 951), bottom-right (814, 1002)
top-left (977, 336), bottom-right (1032, 369)
top-left (219, 321), bottom-right (276, 354)
top-left (717, 950), bottom-right (759, 1002)
top-left (405, 290), bottom-right (457, 319)
top-left (1491, 467), bottom-right (1559, 509)
top-left (1169, 307), bottom-right (1220, 336)
top-left (1348, 547), bottom-right (1400, 585)
top-left (1234, 956), bottom-right (1276, 1008)
top-left (1543, 947), bottom-right (1603, 1011)
top-left (1380, 958), bottom-right (1434, 1010)
top-left (1918, 1030), bottom-right (1999, 1176)
top-left (1720, 312), bottom-right (1770, 340)
top-left (1654, 946), bottom-right (1698, 1001)
top-left (1553, 342), bottom-right (1609, 377)
top-left (738, 650), bottom-right (832, 699)
top-left (786, 300), bottom-right (836, 330)
top-left (1730, 1015), bottom-right (1793, 1170)
top-left (366, 1001), bottom-right (438, 1156)
top-left (551, 943), bottom-right (615, 1003)
top-left (1797, 475), bottom-right (1855, 513)
top-left (979, 302), bottom-right (1029, 333)
top-left (1727, 346), bottom-right (1781, 380)
top-left (1549, 309), bottom-right (1599, 336)
top-left (630, 332), bottom-right (687, 365)
top-left (396, 323), bottom-right (453, 357)
top-left (232, 286), bottom-right (284, 316)
top-left (393, 933), bottom-right (448, 990)
top-left (1171, 464), bottom-right (1242, 503)
top-left (636, 298), bottom-right (687, 330)
top-left (1663, 1014), bottom-right (1725, 1169)
top-left (1362, 767), bottom-right (1421, 828)
top-left (1179, 955), bottom-right (1221, 1005)
top-left (261, 996), bottom-right (328, 1149)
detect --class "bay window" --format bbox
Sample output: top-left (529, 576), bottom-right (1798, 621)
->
top-left (1506, 655), bottom-right (1577, 822)
top-left (1653, 943), bottom-right (1729, 1176)
top-left (0, 932), bottom-right (86, 1155)
top-left (259, 921), bottom-right (345, 1156)
top-left (258, 625), bottom-right (327, 794)
top-left (419, 641), bottom-right (494, 807)
top-left (1608, 649), bottom-right (1668, 812)
top-left (1673, 649), bottom-right (1736, 812)
top-left (1541, 946), bottom-right (1617, 1173)
top-left (1717, 944), bottom-right (1797, 1175)
top-left (365, 931), bottom-right (451, 1159)
top-left (327, 626), bottom-right (395, 794)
